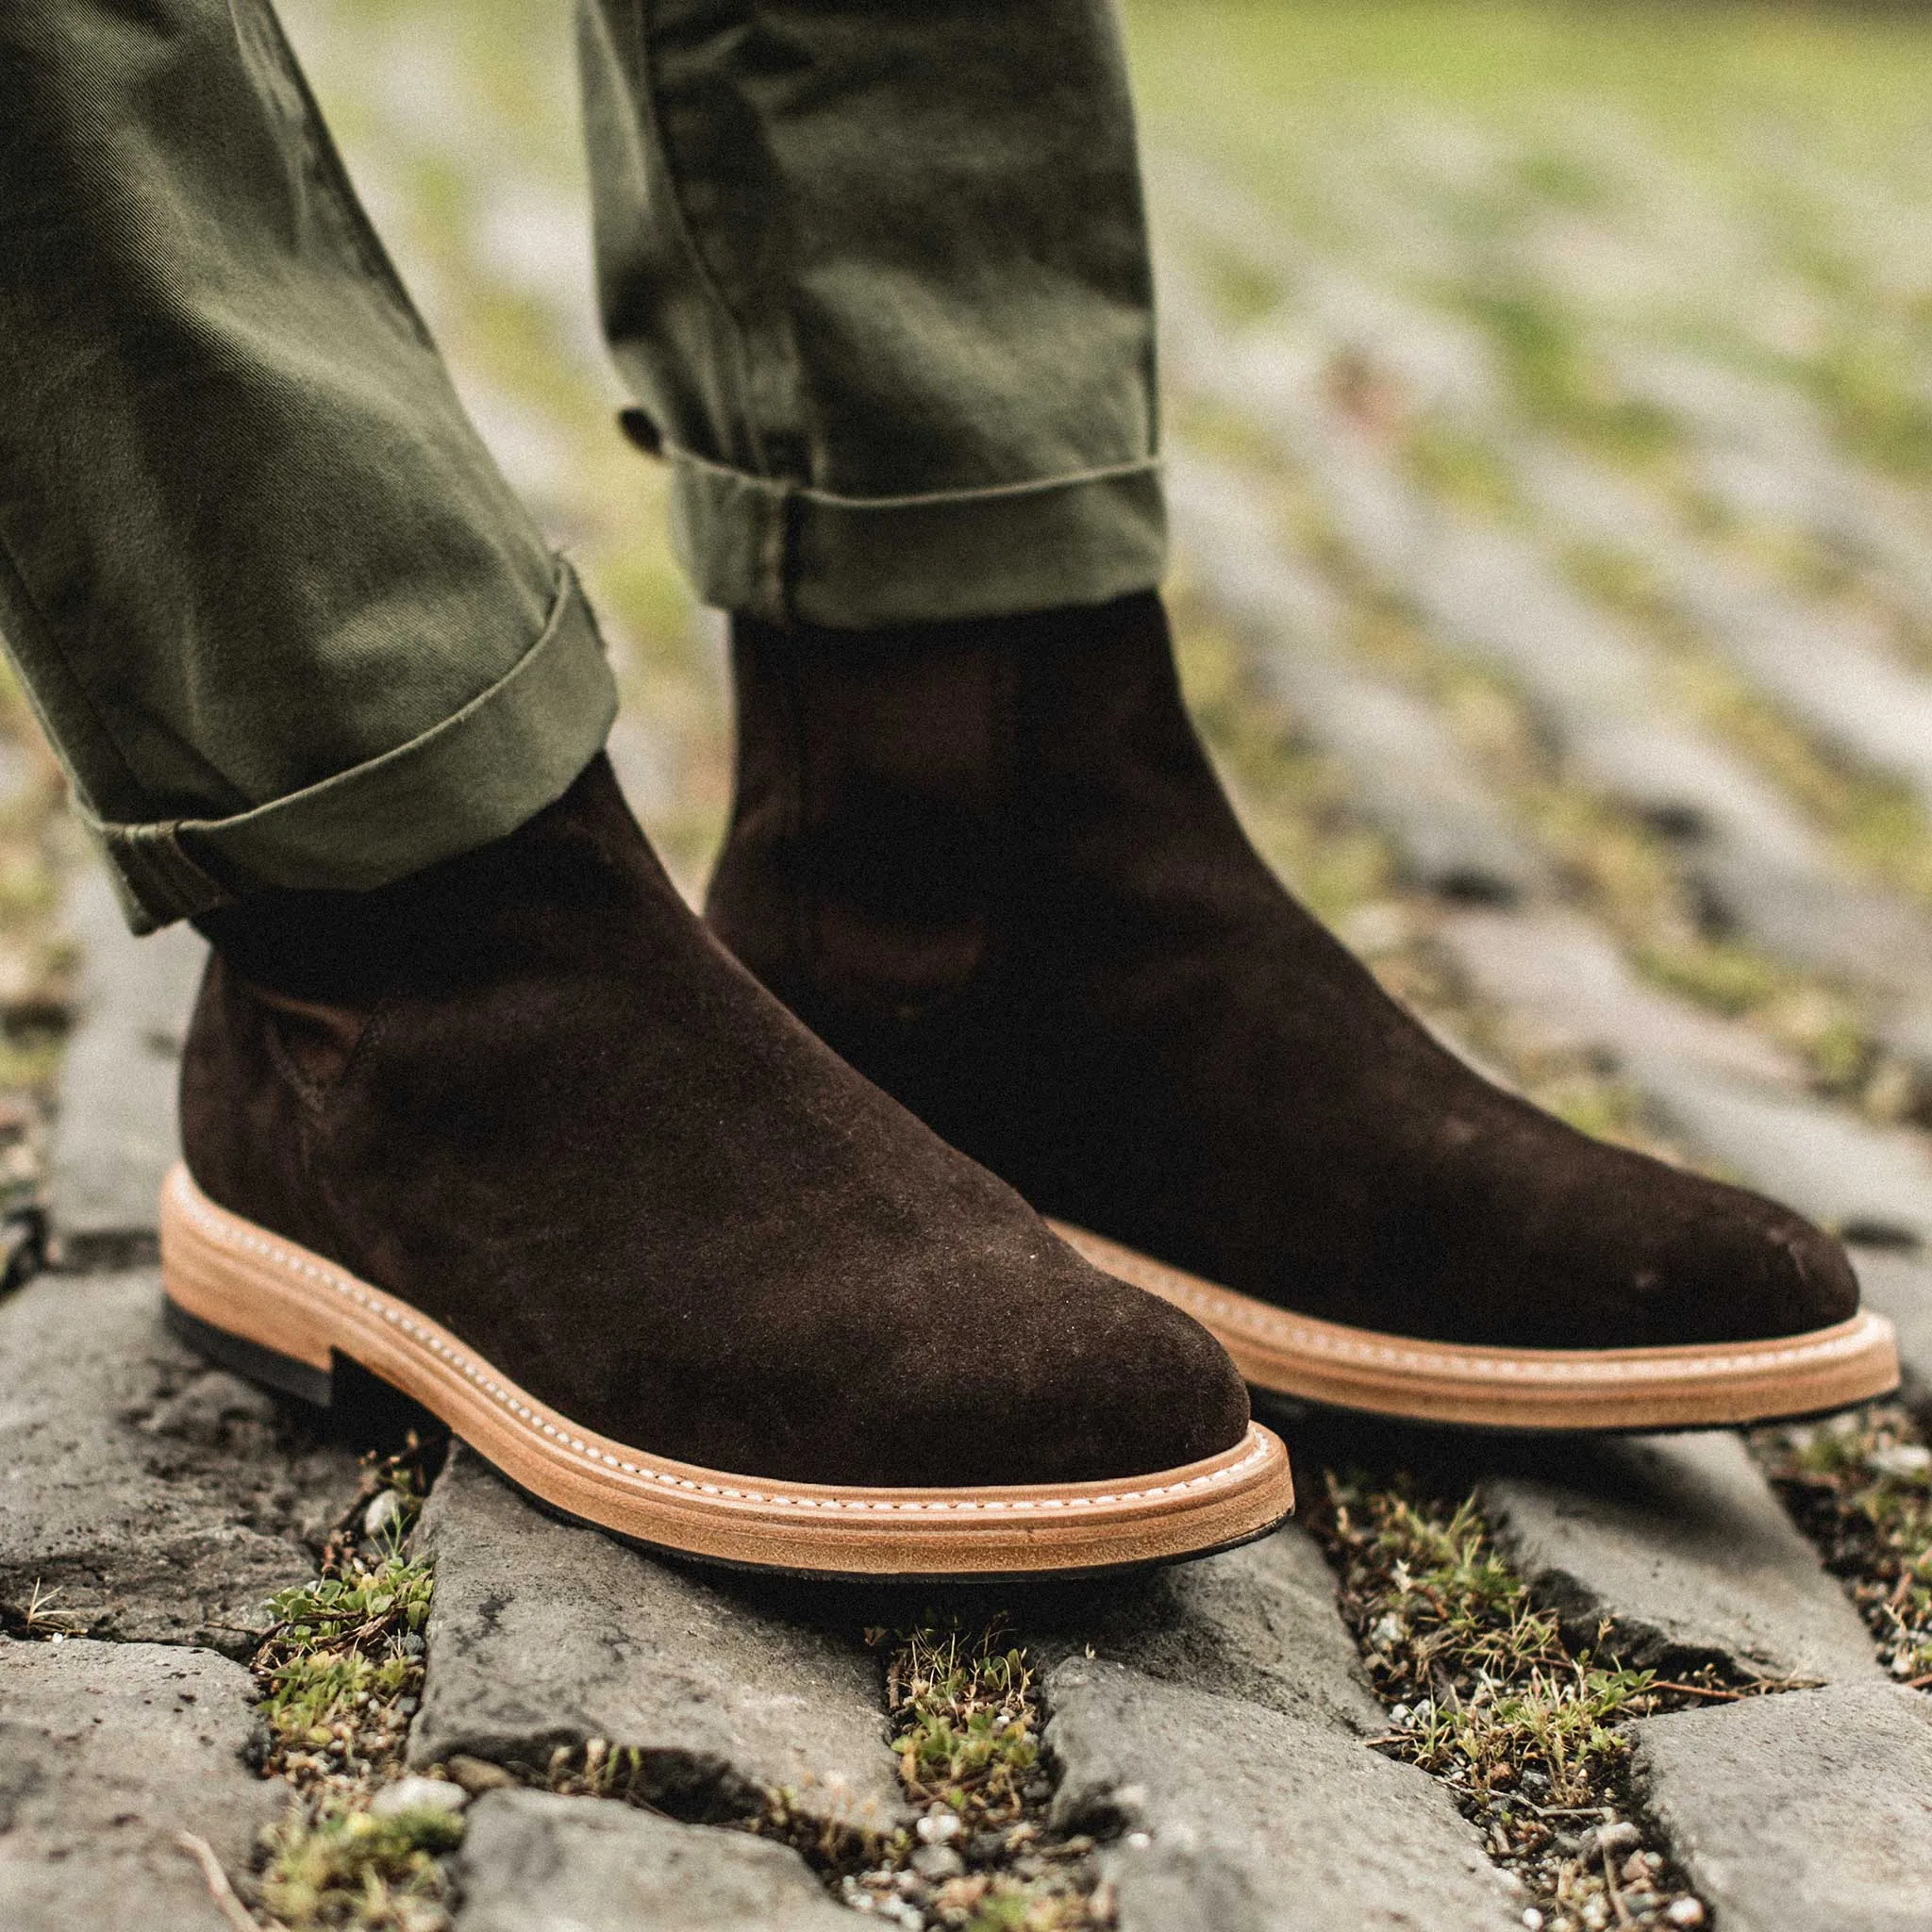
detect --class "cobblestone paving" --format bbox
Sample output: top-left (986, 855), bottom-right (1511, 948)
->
top-left (10, 4), bottom-right (1932, 1929)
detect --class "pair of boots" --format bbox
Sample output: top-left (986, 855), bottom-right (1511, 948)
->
top-left (164, 595), bottom-right (1895, 1578)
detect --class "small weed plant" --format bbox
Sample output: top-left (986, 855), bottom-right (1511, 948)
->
top-left (1757, 1405), bottom-right (1932, 1687)
top-left (4, 1576), bottom-right (90, 1639)
top-left (835, 1622), bottom-right (1109, 1932)
top-left (247, 1437), bottom-right (458, 1932)
top-left (1314, 1472), bottom-right (1712, 1932)
top-left (259, 1805), bottom-right (461, 1932)
top-left (255, 1441), bottom-right (437, 1797)
top-left (890, 1625), bottom-right (1039, 1822)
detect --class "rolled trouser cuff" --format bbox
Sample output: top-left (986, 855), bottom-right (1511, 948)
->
top-left (85, 563), bottom-right (619, 931)
top-left (667, 449), bottom-right (1168, 628)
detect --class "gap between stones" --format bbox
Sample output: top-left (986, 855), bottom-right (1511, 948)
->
top-left (8, 1401), bottom-right (464, 1932)
top-left (244, 1428), bottom-right (459, 1932)
top-left (1298, 1455), bottom-right (1746, 1932)
top-left (157, 1400), bottom-right (1117, 1932)
top-left (534, 1617), bottom-right (1116, 1931)
top-left (1752, 1402), bottom-right (1932, 1692)
top-left (1298, 1399), bottom-right (1932, 1932)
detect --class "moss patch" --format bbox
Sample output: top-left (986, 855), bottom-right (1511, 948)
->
top-left (1757, 1405), bottom-right (1932, 1690)
top-left (258, 1805), bottom-right (462, 1932)
top-left (255, 1441), bottom-right (438, 1799)
top-left (1310, 1472), bottom-right (1722, 1932)
top-left (256, 1556), bottom-right (434, 1790)
top-left (248, 1438), bottom-right (457, 1931)
top-left (835, 1622), bottom-right (1109, 1932)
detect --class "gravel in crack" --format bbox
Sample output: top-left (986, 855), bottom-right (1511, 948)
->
top-left (1306, 1469), bottom-right (1747, 1932)
top-left (249, 1433), bottom-right (464, 1932)
top-left (1755, 1403), bottom-right (1932, 1689)
top-left (837, 1622), bottom-right (1111, 1932)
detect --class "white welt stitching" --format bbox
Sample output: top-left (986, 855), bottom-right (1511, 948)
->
top-left (1143, 1274), bottom-right (1879, 1384)
top-left (167, 1172), bottom-right (1272, 1518)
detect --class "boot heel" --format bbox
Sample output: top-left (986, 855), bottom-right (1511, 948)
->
top-left (158, 1165), bottom-right (339, 1408)
top-left (162, 1294), bottom-right (335, 1408)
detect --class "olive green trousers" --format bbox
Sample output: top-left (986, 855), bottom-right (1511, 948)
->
top-left (0, 1), bottom-right (1162, 929)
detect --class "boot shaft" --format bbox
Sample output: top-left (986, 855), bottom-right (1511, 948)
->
top-left (708, 591), bottom-right (1248, 1024)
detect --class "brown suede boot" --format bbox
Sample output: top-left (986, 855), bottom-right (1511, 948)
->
top-left (163, 755), bottom-right (1291, 1577)
top-left (706, 594), bottom-right (1898, 1430)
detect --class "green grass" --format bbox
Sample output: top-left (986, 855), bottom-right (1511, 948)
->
top-left (1312, 1473), bottom-right (1715, 1931)
top-left (259, 1805), bottom-right (462, 1932)
top-left (1128, 0), bottom-right (1932, 490)
top-left (1757, 1405), bottom-right (1932, 1688)
top-left (250, 1442), bottom-right (455, 1927)
top-left (887, 1625), bottom-right (1040, 1822)
top-left (831, 1622), bottom-right (1104, 1932)
top-left (258, 1556), bottom-right (434, 1757)
top-left (1124, 1), bottom-right (1932, 170)
top-left (255, 1444), bottom-right (437, 1796)
top-left (1324, 1480), bottom-right (1654, 1807)
top-left (1406, 419), bottom-right (1521, 514)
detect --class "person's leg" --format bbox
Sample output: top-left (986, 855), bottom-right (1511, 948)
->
top-left (576, 7), bottom-right (1901, 1424)
top-left (576, 0), bottom-right (1164, 628)
top-left (0, 4), bottom-right (615, 930)
top-left (8, 3), bottom-right (1287, 1572)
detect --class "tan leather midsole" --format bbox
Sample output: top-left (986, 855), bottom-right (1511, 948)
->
top-left (1049, 1221), bottom-right (1901, 1429)
top-left (158, 1164), bottom-right (1294, 1574)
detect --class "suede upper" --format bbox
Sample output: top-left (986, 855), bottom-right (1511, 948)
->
top-left (182, 757), bottom-right (1249, 1488)
top-left (707, 593), bottom-right (1861, 1354)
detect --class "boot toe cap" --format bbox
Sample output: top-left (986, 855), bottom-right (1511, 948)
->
top-left (1657, 1183), bottom-right (1860, 1345)
top-left (857, 1236), bottom-right (1252, 1491)
top-left (1021, 1260), bottom-right (1253, 1483)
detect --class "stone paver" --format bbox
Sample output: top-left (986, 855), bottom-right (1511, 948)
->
top-left (1631, 1682), bottom-right (1932, 1932)
top-left (1607, 340), bottom-right (1932, 648)
top-left (1182, 326), bottom-right (1932, 1020)
top-left (1166, 216), bottom-right (1932, 1044)
top-left (1150, 151), bottom-right (1502, 425)
top-left (1438, 904), bottom-right (1932, 1246)
top-left (1481, 1431), bottom-right (1880, 1685)
top-left (1435, 906), bottom-right (1799, 1088)
top-left (1169, 451), bottom-right (1549, 904)
top-left (1636, 1061), bottom-right (1932, 1250)
top-left (1169, 251), bottom-right (1932, 1018)
top-left (1508, 441), bottom-right (1932, 999)
top-left (47, 868), bottom-right (204, 1269)
top-left (1690, 576), bottom-right (1932, 816)
top-left (1027, 1523), bottom-right (1381, 1739)
top-left (0, 1270), bottom-right (355, 1653)
top-left (409, 1443), bottom-right (904, 1832)
top-left (1696, 850), bottom-right (1932, 1007)
top-left (1516, 411), bottom-right (1932, 824)
top-left (0, 1635), bottom-right (284, 1932)
top-left (1043, 1656), bottom-right (1522, 1932)
top-left (452, 1789), bottom-right (851, 1932)
top-left (1852, 1247), bottom-right (1932, 1413)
